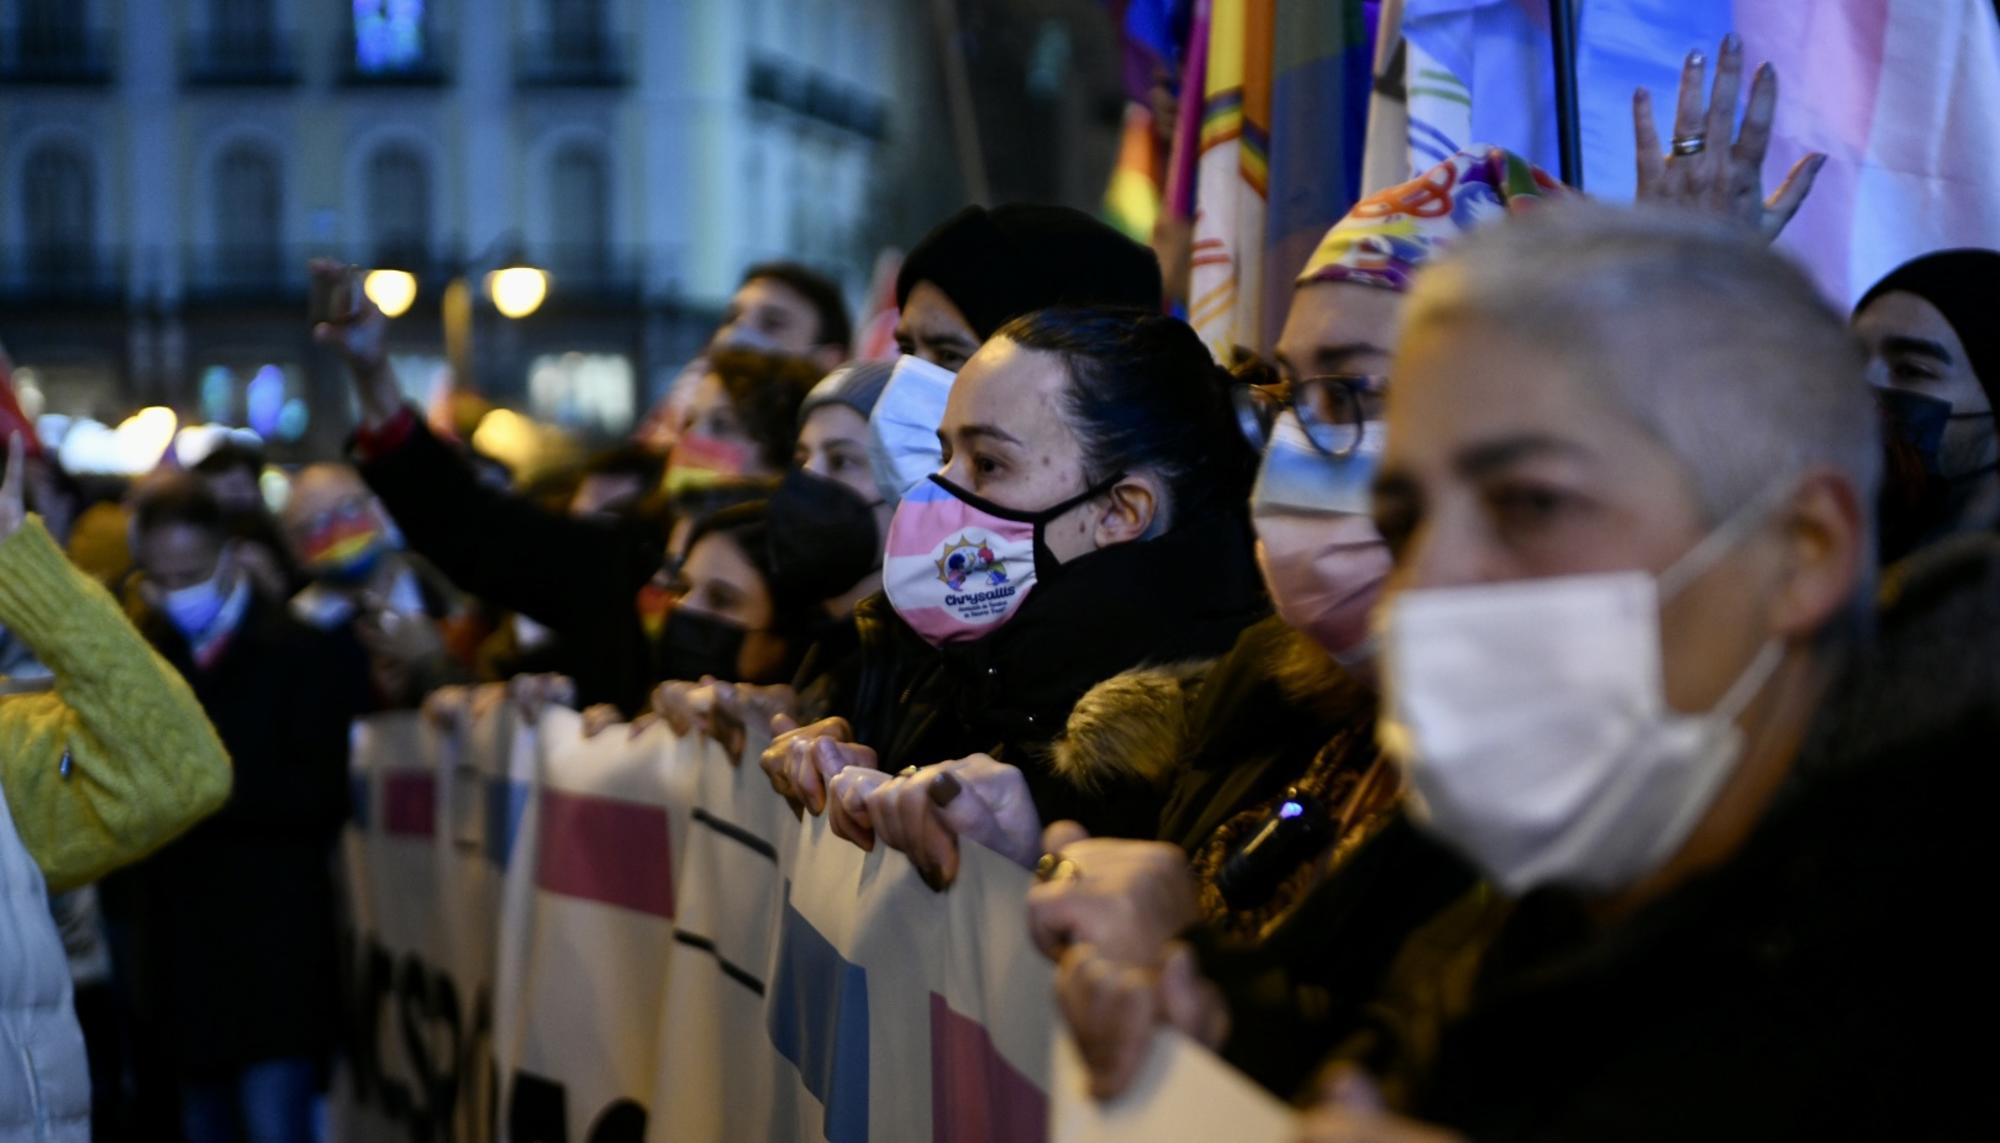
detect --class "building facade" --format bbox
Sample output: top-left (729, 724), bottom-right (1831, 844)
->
top-left (0, 0), bottom-right (953, 458)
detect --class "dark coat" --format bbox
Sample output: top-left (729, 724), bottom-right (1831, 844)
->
top-left (842, 509), bottom-right (1269, 837)
top-left (354, 418), bottom-right (668, 712)
top-left (1054, 616), bottom-right (1478, 1098)
top-left (1341, 536), bottom-right (2000, 1141)
top-left (105, 592), bottom-right (372, 1076)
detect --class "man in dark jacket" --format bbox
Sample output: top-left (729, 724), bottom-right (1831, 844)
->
top-left (106, 474), bottom-right (370, 1143)
top-left (1296, 206), bottom-right (1992, 1140)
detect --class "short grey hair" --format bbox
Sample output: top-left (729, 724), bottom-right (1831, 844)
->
top-left (1404, 204), bottom-right (1880, 621)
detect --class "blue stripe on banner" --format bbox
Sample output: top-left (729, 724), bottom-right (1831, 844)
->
top-left (1408, 115), bottom-right (1462, 160)
top-left (768, 898), bottom-right (870, 1143)
top-left (349, 774), bottom-right (371, 831)
top-left (485, 778), bottom-right (531, 866)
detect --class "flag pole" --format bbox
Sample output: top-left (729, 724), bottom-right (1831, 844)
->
top-left (1549, 0), bottom-right (1583, 190)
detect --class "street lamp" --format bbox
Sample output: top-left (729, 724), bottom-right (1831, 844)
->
top-left (362, 268), bottom-right (418, 318)
top-left (486, 265), bottom-right (549, 319)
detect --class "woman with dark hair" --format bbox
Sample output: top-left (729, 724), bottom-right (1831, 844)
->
top-left (658, 501), bottom-right (818, 687)
top-left (760, 306), bottom-right (1268, 841)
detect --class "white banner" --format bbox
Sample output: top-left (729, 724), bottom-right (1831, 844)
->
top-left (332, 711), bottom-right (1292, 1142)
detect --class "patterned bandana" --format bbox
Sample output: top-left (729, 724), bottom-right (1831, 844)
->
top-left (1296, 146), bottom-right (1567, 293)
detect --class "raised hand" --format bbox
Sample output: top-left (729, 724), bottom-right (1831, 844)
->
top-left (1632, 34), bottom-right (1824, 242)
top-left (308, 259), bottom-right (402, 428)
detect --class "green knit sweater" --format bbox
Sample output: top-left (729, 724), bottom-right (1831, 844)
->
top-left (0, 517), bottom-right (232, 893)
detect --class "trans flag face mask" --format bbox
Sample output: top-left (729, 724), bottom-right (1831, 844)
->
top-left (883, 472), bottom-right (1120, 647)
top-left (1250, 413), bottom-right (1392, 664)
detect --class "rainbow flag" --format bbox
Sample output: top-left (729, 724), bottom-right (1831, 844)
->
top-left (1187, 0), bottom-right (1371, 358)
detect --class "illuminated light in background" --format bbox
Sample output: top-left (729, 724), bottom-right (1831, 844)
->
top-left (13, 367), bottom-right (44, 420)
top-left (470, 407), bottom-right (576, 484)
top-left (486, 266), bottom-right (549, 319)
top-left (277, 397), bottom-right (310, 442)
top-left (35, 414), bottom-right (72, 448)
top-left (59, 406), bottom-right (183, 474)
top-left (174, 424), bottom-right (265, 468)
top-left (528, 351), bottom-right (636, 433)
top-left (246, 364), bottom-right (287, 438)
top-left (353, 0), bottom-right (426, 72)
top-left (364, 269), bottom-right (418, 318)
top-left (200, 365), bottom-right (235, 424)
top-left (259, 467), bottom-right (292, 514)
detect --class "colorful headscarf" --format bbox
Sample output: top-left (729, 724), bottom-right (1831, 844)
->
top-left (1296, 146), bottom-right (1567, 293)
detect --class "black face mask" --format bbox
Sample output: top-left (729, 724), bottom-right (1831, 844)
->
top-left (766, 467), bottom-right (885, 605)
top-left (1877, 387), bottom-right (1953, 477)
top-left (657, 608), bottom-right (749, 683)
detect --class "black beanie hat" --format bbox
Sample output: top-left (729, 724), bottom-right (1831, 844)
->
top-left (1857, 248), bottom-right (2000, 411)
top-left (895, 203), bottom-right (1164, 339)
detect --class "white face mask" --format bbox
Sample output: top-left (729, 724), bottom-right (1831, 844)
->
top-left (1377, 487), bottom-right (1789, 894)
top-left (866, 354), bottom-right (957, 503)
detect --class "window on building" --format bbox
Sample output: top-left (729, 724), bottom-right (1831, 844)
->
top-left (353, 0), bottom-right (427, 73)
top-left (366, 145), bottom-right (431, 266)
top-left (22, 143), bottom-right (94, 280)
top-left (214, 0), bottom-right (276, 55)
top-left (550, 144), bottom-right (609, 276)
top-left (214, 143), bottom-right (282, 281)
top-left (20, 0), bottom-right (85, 56)
top-left (549, 0), bottom-right (605, 65)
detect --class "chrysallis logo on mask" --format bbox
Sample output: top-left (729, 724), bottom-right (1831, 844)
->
top-left (934, 533), bottom-right (1013, 603)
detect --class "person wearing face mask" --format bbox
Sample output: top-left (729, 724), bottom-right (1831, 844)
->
top-left (315, 260), bottom-right (820, 713)
top-left (280, 463), bottom-right (464, 707)
top-left (858, 150), bottom-right (1556, 1100)
top-left (763, 306), bottom-right (1267, 840)
top-left (866, 203), bottom-right (1168, 502)
top-left (651, 362), bottom-right (899, 757)
top-left (656, 502), bottom-right (819, 688)
top-left (110, 474), bottom-right (369, 1143)
top-left (1282, 206), bottom-right (1999, 1142)
top-left (1852, 248), bottom-right (2000, 562)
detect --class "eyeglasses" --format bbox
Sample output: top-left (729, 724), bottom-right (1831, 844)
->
top-left (1232, 373), bottom-right (1387, 458)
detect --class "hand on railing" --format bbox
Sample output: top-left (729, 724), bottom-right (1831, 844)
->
top-left (857, 755), bottom-right (1042, 891)
top-left (1026, 825), bottom-right (1201, 966)
top-left (1056, 941), bottom-right (1228, 1101)
top-left (759, 715), bottom-right (874, 815)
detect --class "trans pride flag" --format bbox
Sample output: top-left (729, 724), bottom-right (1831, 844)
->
top-left (1390, 0), bottom-right (2000, 304)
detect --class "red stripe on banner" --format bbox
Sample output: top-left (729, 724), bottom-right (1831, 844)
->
top-left (929, 992), bottom-right (1047, 1143)
top-left (534, 788), bottom-right (674, 918)
top-left (382, 772), bottom-right (436, 838)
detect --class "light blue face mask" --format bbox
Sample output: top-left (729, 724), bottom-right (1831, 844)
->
top-left (162, 567), bottom-right (231, 640)
top-left (866, 354), bottom-right (957, 503)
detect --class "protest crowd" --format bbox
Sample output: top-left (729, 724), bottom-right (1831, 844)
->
top-left (2, 4), bottom-right (1997, 1142)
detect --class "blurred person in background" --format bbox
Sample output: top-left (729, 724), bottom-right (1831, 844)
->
top-left (1, 439), bottom-right (232, 1143)
top-left (316, 261), bottom-right (822, 713)
top-left (635, 261), bottom-right (852, 450)
top-left (105, 474), bottom-right (367, 1143)
top-left (652, 360), bottom-right (895, 755)
top-left (281, 463), bottom-right (463, 706)
top-left (1852, 248), bottom-right (2000, 562)
top-left (191, 440), bottom-right (302, 601)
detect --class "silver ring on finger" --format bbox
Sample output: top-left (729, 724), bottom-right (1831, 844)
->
top-left (1671, 134), bottom-right (1705, 156)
